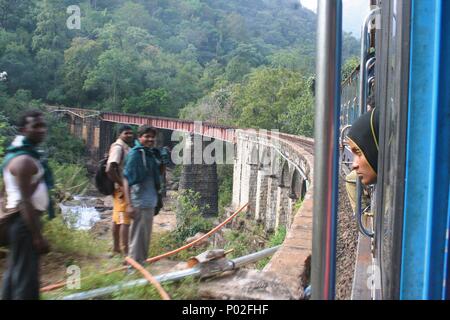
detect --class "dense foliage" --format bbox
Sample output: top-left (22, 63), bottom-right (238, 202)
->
top-left (1, 0), bottom-right (359, 138)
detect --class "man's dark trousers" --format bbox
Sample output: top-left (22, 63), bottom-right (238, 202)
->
top-left (1, 214), bottom-right (40, 300)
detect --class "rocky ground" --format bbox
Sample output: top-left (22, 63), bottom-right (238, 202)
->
top-left (90, 190), bottom-right (178, 240)
top-left (335, 176), bottom-right (359, 300)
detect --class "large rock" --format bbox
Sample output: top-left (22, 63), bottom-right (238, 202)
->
top-left (198, 269), bottom-right (295, 300)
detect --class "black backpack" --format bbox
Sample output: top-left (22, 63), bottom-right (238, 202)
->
top-left (94, 157), bottom-right (115, 196)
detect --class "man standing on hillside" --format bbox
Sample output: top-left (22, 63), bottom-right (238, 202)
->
top-left (123, 125), bottom-right (161, 264)
top-left (1, 110), bottom-right (52, 300)
top-left (106, 125), bottom-right (134, 257)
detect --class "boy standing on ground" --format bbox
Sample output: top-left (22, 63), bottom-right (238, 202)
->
top-left (123, 125), bottom-right (161, 264)
top-left (106, 125), bottom-right (134, 256)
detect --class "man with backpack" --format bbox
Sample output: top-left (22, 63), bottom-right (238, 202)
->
top-left (1, 110), bottom-right (52, 300)
top-left (122, 125), bottom-right (161, 264)
top-left (106, 125), bottom-right (134, 257)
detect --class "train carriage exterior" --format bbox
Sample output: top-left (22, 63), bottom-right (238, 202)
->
top-left (312, 0), bottom-right (450, 300)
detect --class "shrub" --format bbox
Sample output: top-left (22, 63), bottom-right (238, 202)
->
top-left (175, 189), bottom-right (213, 243)
top-left (42, 214), bottom-right (107, 257)
top-left (49, 160), bottom-right (90, 201)
top-left (256, 226), bottom-right (287, 269)
top-left (217, 164), bottom-right (233, 214)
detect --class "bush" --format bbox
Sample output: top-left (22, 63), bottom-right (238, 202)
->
top-left (293, 198), bottom-right (303, 212)
top-left (49, 160), bottom-right (90, 201)
top-left (222, 220), bottom-right (267, 259)
top-left (217, 164), bottom-right (233, 214)
top-left (172, 164), bottom-right (182, 182)
top-left (256, 226), bottom-right (287, 269)
top-left (175, 189), bottom-right (213, 243)
top-left (43, 116), bottom-right (86, 165)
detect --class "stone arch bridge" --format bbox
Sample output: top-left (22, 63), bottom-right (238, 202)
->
top-left (50, 106), bottom-right (314, 298)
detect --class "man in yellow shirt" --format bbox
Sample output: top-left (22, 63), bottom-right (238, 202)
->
top-left (106, 125), bottom-right (134, 256)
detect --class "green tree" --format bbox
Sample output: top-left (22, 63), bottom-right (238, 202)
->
top-left (0, 42), bottom-right (36, 93)
top-left (113, 1), bottom-right (152, 30)
top-left (43, 117), bottom-right (86, 164)
top-left (122, 88), bottom-right (170, 115)
top-left (179, 86), bottom-right (234, 125)
top-left (0, 0), bottom-right (35, 30)
top-left (342, 56), bottom-right (359, 82)
top-left (83, 49), bottom-right (142, 110)
top-left (0, 115), bottom-right (11, 162)
top-left (233, 67), bottom-right (306, 130)
top-left (63, 37), bottom-right (103, 104)
top-left (32, 0), bottom-right (72, 51)
top-left (280, 91), bottom-right (314, 137)
top-left (35, 48), bottom-right (64, 100)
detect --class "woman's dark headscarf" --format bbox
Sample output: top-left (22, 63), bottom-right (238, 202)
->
top-left (347, 108), bottom-right (380, 174)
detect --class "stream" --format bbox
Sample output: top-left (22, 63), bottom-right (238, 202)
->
top-left (59, 195), bottom-right (103, 230)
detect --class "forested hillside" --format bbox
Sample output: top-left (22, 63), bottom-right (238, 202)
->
top-left (0, 0), bottom-right (359, 136)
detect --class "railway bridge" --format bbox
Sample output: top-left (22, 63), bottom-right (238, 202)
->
top-left (51, 106), bottom-right (314, 299)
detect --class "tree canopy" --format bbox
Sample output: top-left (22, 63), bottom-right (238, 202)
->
top-left (1, 0), bottom-right (359, 137)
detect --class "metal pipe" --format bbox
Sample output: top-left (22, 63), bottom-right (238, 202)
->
top-left (60, 246), bottom-right (281, 300)
top-left (340, 124), bottom-right (352, 148)
top-left (232, 245), bottom-right (281, 268)
top-left (367, 59), bottom-right (376, 72)
top-left (61, 268), bottom-right (201, 300)
top-left (359, 9), bottom-right (380, 115)
top-left (312, 0), bottom-right (342, 300)
top-left (356, 185), bottom-right (374, 238)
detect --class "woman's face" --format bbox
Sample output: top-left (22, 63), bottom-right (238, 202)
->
top-left (348, 139), bottom-right (377, 185)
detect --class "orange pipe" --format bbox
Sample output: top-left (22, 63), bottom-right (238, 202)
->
top-left (125, 256), bottom-right (170, 300)
top-left (40, 203), bottom-right (248, 293)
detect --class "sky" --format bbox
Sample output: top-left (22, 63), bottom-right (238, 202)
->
top-left (300, 0), bottom-right (371, 38)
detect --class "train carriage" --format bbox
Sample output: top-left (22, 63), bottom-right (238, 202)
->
top-left (312, 0), bottom-right (450, 300)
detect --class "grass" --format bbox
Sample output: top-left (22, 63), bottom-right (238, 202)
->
top-left (110, 276), bottom-right (200, 300)
top-left (43, 214), bottom-right (108, 257)
top-left (222, 218), bottom-right (267, 259)
top-left (293, 198), bottom-right (303, 212)
top-left (256, 226), bottom-right (287, 270)
top-left (149, 230), bottom-right (212, 262)
top-left (42, 256), bottom-right (201, 300)
top-left (41, 262), bottom-right (136, 300)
